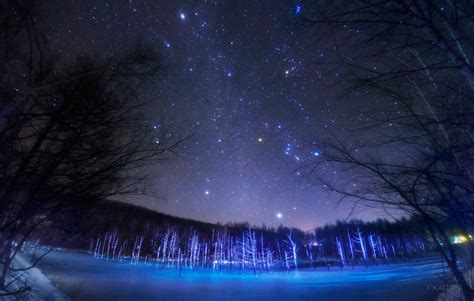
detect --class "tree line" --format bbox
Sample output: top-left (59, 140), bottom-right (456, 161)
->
top-left (68, 203), bottom-right (432, 274)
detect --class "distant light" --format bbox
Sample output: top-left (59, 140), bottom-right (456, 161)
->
top-left (205, 190), bottom-right (210, 195)
top-left (227, 72), bottom-right (232, 77)
top-left (452, 235), bottom-right (469, 244)
top-left (179, 13), bottom-right (186, 20)
top-left (285, 70), bottom-right (289, 75)
top-left (311, 151), bottom-right (320, 157)
top-left (258, 137), bottom-right (263, 143)
top-left (164, 42), bottom-right (171, 48)
top-left (276, 212), bottom-right (283, 219)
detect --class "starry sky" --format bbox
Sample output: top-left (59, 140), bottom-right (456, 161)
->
top-left (42, 0), bottom-right (397, 230)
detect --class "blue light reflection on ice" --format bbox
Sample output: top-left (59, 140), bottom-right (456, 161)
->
top-left (38, 251), bottom-right (445, 301)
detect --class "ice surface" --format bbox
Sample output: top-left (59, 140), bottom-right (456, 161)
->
top-left (38, 251), bottom-right (446, 301)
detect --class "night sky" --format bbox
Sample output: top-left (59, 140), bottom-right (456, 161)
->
top-left (43, 0), bottom-right (396, 230)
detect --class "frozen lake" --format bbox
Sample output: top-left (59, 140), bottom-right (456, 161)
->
top-left (38, 251), bottom-right (446, 300)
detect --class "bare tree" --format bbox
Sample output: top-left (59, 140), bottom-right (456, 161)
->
top-left (296, 0), bottom-right (474, 299)
top-left (336, 237), bottom-right (345, 267)
top-left (285, 230), bottom-right (298, 270)
top-left (0, 0), bottom-right (189, 296)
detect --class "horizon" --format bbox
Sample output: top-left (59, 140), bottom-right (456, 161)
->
top-left (1, 1), bottom-right (472, 300)
top-left (114, 197), bottom-right (404, 232)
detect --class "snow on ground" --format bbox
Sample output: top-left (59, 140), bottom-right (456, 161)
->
top-left (0, 253), bottom-right (69, 301)
top-left (38, 251), bottom-right (447, 301)
top-left (437, 268), bottom-right (473, 301)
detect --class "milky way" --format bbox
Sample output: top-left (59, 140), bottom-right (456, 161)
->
top-left (43, 0), bottom-right (396, 229)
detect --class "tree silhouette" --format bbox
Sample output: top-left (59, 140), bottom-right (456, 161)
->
top-left (0, 0), bottom-right (189, 296)
top-left (298, 1), bottom-right (473, 299)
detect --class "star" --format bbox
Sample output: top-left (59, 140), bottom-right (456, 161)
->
top-left (295, 5), bottom-right (302, 15)
top-left (31, 0), bottom-right (414, 234)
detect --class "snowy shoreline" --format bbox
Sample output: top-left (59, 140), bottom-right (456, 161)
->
top-left (1, 253), bottom-right (69, 301)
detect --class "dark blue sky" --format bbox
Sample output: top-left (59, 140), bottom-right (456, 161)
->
top-left (43, 0), bottom-right (398, 230)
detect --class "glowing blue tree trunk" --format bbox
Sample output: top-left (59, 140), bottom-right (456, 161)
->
top-left (305, 244), bottom-right (314, 269)
top-left (284, 250), bottom-right (290, 271)
top-left (352, 226), bottom-right (367, 266)
top-left (169, 230), bottom-right (178, 268)
top-left (347, 228), bottom-right (355, 267)
top-left (368, 234), bottom-right (378, 262)
top-left (131, 235), bottom-right (143, 265)
top-left (241, 232), bottom-right (245, 269)
top-left (285, 230), bottom-right (298, 269)
top-left (336, 237), bottom-right (345, 267)
top-left (161, 228), bottom-right (170, 267)
top-left (378, 235), bottom-right (388, 261)
top-left (189, 230), bottom-right (199, 270)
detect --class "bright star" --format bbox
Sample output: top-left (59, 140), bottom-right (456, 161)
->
top-left (179, 13), bottom-right (186, 20)
top-left (295, 5), bottom-right (302, 15)
top-left (258, 137), bottom-right (263, 143)
top-left (276, 212), bottom-right (283, 219)
top-left (205, 190), bottom-right (210, 195)
top-left (284, 143), bottom-right (292, 155)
